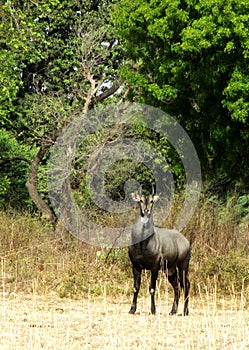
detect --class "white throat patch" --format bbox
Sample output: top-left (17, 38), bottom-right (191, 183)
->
top-left (141, 216), bottom-right (149, 224)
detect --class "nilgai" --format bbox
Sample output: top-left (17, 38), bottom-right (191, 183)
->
top-left (128, 188), bottom-right (191, 315)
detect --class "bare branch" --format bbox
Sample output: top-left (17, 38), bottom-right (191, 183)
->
top-left (97, 78), bottom-right (124, 102)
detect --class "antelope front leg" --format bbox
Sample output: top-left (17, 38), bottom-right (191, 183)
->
top-left (150, 269), bottom-right (159, 315)
top-left (129, 266), bottom-right (141, 314)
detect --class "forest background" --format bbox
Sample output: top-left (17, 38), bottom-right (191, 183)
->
top-left (0, 0), bottom-right (249, 298)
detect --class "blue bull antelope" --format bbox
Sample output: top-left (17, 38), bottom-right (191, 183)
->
top-left (128, 188), bottom-right (191, 316)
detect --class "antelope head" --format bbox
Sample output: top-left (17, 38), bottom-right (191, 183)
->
top-left (131, 187), bottom-right (159, 224)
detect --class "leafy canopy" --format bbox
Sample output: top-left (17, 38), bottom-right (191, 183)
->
top-left (113, 0), bottom-right (249, 185)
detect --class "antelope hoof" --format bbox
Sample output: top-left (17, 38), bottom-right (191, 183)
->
top-left (169, 310), bottom-right (177, 316)
top-left (151, 307), bottom-right (156, 315)
top-left (129, 308), bottom-right (136, 314)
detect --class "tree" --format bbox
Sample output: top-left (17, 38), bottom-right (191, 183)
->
top-left (112, 0), bottom-right (249, 187)
top-left (0, 0), bottom-right (126, 218)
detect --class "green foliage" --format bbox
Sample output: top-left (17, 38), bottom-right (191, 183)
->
top-left (1, 0), bottom-right (248, 212)
top-left (0, 129), bottom-right (35, 208)
top-left (223, 67), bottom-right (249, 123)
top-left (1, 0), bottom-right (122, 134)
top-left (235, 195), bottom-right (249, 220)
top-left (70, 118), bottom-right (181, 210)
top-left (112, 0), bottom-right (249, 185)
top-left (0, 0), bottom-right (125, 210)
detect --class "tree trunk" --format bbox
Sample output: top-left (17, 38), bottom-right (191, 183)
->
top-left (26, 145), bottom-right (56, 223)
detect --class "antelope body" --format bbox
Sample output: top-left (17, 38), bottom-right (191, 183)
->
top-left (128, 191), bottom-right (191, 316)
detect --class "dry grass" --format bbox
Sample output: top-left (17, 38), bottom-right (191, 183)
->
top-left (0, 290), bottom-right (249, 349)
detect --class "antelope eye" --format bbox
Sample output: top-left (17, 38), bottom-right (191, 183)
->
top-left (150, 200), bottom-right (154, 204)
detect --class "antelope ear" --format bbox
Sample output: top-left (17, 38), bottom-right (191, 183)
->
top-left (153, 194), bottom-right (159, 202)
top-left (131, 193), bottom-right (140, 202)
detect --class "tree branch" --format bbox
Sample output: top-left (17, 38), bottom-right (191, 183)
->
top-left (96, 78), bottom-right (124, 102)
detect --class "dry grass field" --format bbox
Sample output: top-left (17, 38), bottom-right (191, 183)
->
top-left (0, 210), bottom-right (249, 349)
top-left (1, 290), bottom-right (249, 350)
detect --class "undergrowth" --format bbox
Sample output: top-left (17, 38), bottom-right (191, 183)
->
top-left (0, 193), bottom-right (249, 301)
